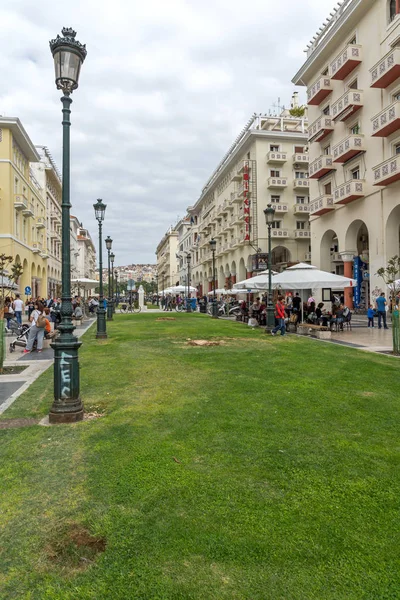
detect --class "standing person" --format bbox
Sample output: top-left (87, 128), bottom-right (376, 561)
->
top-left (4, 298), bottom-right (14, 329)
top-left (24, 301), bottom-right (46, 353)
top-left (375, 292), bottom-right (389, 329)
top-left (367, 304), bottom-right (375, 328)
top-left (12, 293), bottom-right (24, 325)
top-left (292, 293), bottom-right (301, 313)
top-left (271, 296), bottom-right (286, 336)
top-left (26, 297), bottom-right (35, 319)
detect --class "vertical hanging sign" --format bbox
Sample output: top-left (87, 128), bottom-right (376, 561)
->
top-left (243, 161), bottom-right (250, 241)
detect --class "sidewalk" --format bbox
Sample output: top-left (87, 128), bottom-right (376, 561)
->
top-left (0, 318), bottom-right (96, 415)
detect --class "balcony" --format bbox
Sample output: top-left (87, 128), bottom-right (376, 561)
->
top-left (271, 229), bottom-right (290, 239)
top-left (14, 194), bottom-right (27, 210)
top-left (330, 44), bottom-right (362, 80)
top-left (293, 153), bottom-right (309, 165)
top-left (22, 203), bottom-right (35, 218)
top-left (293, 178), bottom-right (309, 190)
top-left (50, 230), bottom-right (58, 239)
top-left (217, 203), bottom-right (229, 217)
top-left (293, 203), bottom-right (310, 215)
top-left (36, 216), bottom-right (46, 229)
top-left (370, 47), bottom-right (400, 88)
top-left (305, 252), bottom-right (312, 261)
top-left (271, 203), bottom-right (289, 213)
top-left (229, 238), bottom-right (239, 249)
top-left (294, 230), bottom-right (311, 239)
top-left (372, 155), bottom-right (400, 186)
top-left (332, 90), bottom-right (363, 122)
top-left (308, 116), bottom-right (334, 143)
top-left (231, 190), bottom-right (243, 204)
top-left (307, 76), bottom-right (333, 106)
top-left (333, 180), bottom-right (365, 205)
top-left (309, 155), bottom-right (335, 179)
top-left (310, 195), bottom-right (335, 217)
top-left (333, 134), bottom-right (365, 163)
top-left (32, 242), bottom-right (42, 253)
top-left (267, 151), bottom-right (287, 163)
top-left (40, 251), bottom-right (49, 259)
top-left (51, 210), bottom-right (61, 222)
top-left (230, 212), bottom-right (243, 226)
top-left (371, 101), bottom-right (400, 137)
top-left (267, 177), bottom-right (288, 189)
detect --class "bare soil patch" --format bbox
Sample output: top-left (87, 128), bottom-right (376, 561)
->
top-left (156, 317), bottom-right (176, 322)
top-left (0, 366), bottom-right (28, 375)
top-left (0, 418), bottom-right (38, 430)
top-left (45, 523), bottom-right (106, 572)
top-left (187, 339), bottom-right (225, 347)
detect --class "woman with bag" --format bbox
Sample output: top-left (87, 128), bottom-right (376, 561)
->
top-left (24, 301), bottom-right (46, 353)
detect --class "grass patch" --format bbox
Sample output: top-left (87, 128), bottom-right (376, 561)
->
top-left (0, 313), bottom-right (399, 599)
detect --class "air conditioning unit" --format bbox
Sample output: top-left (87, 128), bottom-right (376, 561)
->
top-left (294, 163), bottom-right (300, 169)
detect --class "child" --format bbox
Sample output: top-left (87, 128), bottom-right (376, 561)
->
top-left (367, 304), bottom-right (375, 328)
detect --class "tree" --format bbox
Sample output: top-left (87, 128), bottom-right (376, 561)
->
top-left (289, 106), bottom-right (306, 118)
top-left (0, 254), bottom-right (23, 308)
top-left (376, 256), bottom-right (400, 355)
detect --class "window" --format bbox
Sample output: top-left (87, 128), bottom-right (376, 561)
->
top-left (324, 182), bottom-right (332, 195)
top-left (295, 171), bottom-right (307, 179)
top-left (351, 167), bottom-right (360, 180)
top-left (296, 221), bottom-right (306, 230)
top-left (323, 145), bottom-right (331, 155)
top-left (322, 105), bottom-right (330, 115)
top-left (271, 195), bottom-right (280, 203)
top-left (296, 196), bottom-right (307, 204)
top-left (395, 142), bottom-right (400, 154)
top-left (348, 78), bottom-right (358, 89)
top-left (351, 123), bottom-right (360, 134)
top-left (390, 0), bottom-right (397, 22)
top-left (394, 91), bottom-right (400, 101)
top-left (14, 178), bottom-right (19, 194)
top-left (321, 67), bottom-right (329, 76)
top-left (348, 35), bottom-right (357, 45)
top-left (270, 170), bottom-right (280, 177)
top-left (294, 146), bottom-right (304, 153)
top-left (247, 152), bottom-right (251, 159)
top-left (271, 221), bottom-right (281, 229)
top-left (270, 145), bottom-right (280, 152)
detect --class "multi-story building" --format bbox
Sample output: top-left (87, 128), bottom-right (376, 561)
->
top-left (31, 146), bottom-right (62, 297)
top-left (176, 216), bottom-right (197, 287)
top-left (186, 106), bottom-right (309, 295)
top-left (70, 215), bottom-right (81, 280)
top-left (293, 0), bottom-right (400, 308)
top-left (0, 117), bottom-right (48, 297)
top-left (156, 227), bottom-right (179, 290)
top-left (77, 225), bottom-right (96, 280)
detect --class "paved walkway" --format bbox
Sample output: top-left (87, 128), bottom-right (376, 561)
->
top-left (0, 318), bottom-right (96, 415)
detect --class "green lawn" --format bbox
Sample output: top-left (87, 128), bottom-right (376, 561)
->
top-left (1, 313), bottom-right (400, 599)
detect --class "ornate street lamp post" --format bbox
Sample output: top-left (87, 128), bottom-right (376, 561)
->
top-left (186, 253), bottom-right (192, 312)
top-left (110, 252), bottom-right (115, 313)
top-left (114, 269), bottom-right (119, 308)
top-left (209, 238), bottom-right (218, 319)
top-left (105, 236), bottom-right (113, 321)
top-left (264, 204), bottom-right (276, 332)
top-left (94, 199), bottom-right (107, 339)
top-left (48, 27), bottom-right (86, 424)
top-left (155, 272), bottom-right (159, 306)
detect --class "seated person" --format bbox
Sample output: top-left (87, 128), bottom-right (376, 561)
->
top-left (316, 302), bottom-right (329, 326)
top-left (330, 304), bottom-right (345, 330)
top-left (250, 298), bottom-right (262, 319)
top-left (43, 308), bottom-right (57, 339)
top-left (73, 303), bottom-right (83, 320)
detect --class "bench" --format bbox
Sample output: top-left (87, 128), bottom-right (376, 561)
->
top-left (297, 323), bottom-right (332, 340)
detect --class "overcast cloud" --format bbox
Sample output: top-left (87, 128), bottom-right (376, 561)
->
top-left (0, 0), bottom-right (338, 265)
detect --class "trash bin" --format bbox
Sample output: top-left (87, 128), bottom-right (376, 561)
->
top-left (199, 303), bottom-right (207, 314)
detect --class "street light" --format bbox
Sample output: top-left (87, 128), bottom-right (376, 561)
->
top-left (114, 269), bottom-right (119, 307)
top-left (186, 253), bottom-right (192, 312)
top-left (48, 27), bottom-right (87, 424)
top-left (110, 252), bottom-right (115, 313)
top-left (155, 272), bottom-right (159, 306)
top-left (94, 199), bottom-right (107, 339)
top-left (105, 236), bottom-right (113, 320)
top-left (264, 204), bottom-right (276, 331)
top-left (209, 238), bottom-right (218, 319)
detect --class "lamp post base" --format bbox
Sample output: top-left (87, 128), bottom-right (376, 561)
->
top-left (265, 307), bottom-right (275, 333)
top-left (49, 408), bottom-right (84, 424)
top-left (107, 301), bottom-right (113, 320)
top-left (211, 300), bottom-right (219, 319)
top-left (50, 333), bottom-right (83, 424)
top-left (96, 307), bottom-right (107, 339)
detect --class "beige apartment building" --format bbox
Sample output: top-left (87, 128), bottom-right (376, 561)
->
top-left (293, 0), bottom-right (400, 308)
top-left (187, 108), bottom-right (310, 295)
top-left (156, 227), bottom-right (179, 290)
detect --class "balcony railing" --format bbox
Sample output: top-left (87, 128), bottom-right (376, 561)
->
top-left (271, 229), bottom-right (290, 239)
top-left (333, 180), bottom-right (365, 205)
top-left (373, 155), bottom-right (400, 186)
top-left (308, 116), bottom-right (334, 143)
top-left (36, 216), bottom-right (46, 228)
top-left (293, 153), bottom-right (309, 165)
top-left (267, 151), bottom-right (287, 163)
top-left (14, 194), bottom-right (28, 210)
top-left (293, 203), bottom-right (310, 214)
top-left (330, 43), bottom-right (362, 80)
top-left (370, 47), bottom-right (400, 89)
top-left (32, 242), bottom-right (42, 253)
top-left (230, 190), bottom-right (243, 203)
top-left (22, 203), bottom-right (35, 218)
top-left (331, 252), bottom-right (343, 262)
top-left (294, 230), bottom-right (311, 239)
top-left (371, 101), bottom-right (400, 137)
top-left (293, 178), bottom-right (309, 190)
top-left (309, 155), bottom-right (335, 179)
top-left (267, 177), bottom-right (288, 188)
top-left (310, 195), bottom-right (335, 217)
top-left (271, 203), bottom-right (288, 213)
top-left (332, 90), bottom-right (363, 122)
top-left (307, 76), bottom-right (333, 106)
top-left (305, 252), bottom-right (312, 261)
top-left (333, 134), bottom-right (365, 163)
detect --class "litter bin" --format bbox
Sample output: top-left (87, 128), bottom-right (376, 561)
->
top-left (199, 302), bottom-right (207, 314)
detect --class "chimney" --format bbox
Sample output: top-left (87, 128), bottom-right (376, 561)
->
top-left (291, 92), bottom-right (299, 109)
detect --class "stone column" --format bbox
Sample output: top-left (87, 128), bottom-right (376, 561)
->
top-left (339, 251), bottom-right (356, 309)
top-left (231, 275), bottom-right (237, 285)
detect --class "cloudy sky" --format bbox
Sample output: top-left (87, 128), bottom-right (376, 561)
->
top-left (0, 0), bottom-right (338, 265)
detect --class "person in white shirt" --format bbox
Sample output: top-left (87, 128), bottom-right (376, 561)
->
top-left (24, 301), bottom-right (46, 353)
top-left (12, 294), bottom-right (24, 325)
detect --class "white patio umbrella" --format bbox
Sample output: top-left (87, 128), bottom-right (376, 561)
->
top-left (233, 270), bottom-right (277, 290)
top-left (71, 278), bottom-right (99, 289)
top-left (169, 285), bottom-right (197, 294)
top-left (207, 288), bottom-right (238, 295)
top-left (263, 263), bottom-right (357, 291)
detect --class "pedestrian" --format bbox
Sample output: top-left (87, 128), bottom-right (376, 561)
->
top-left (375, 292), bottom-right (389, 329)
top-left (12, 293), bottom-right (24, 325)
top-left (26, 297), bottom-right (35, 319)
top-left (4, 297), bottom-right (14, 329)
top-left (367, 304), bottom-right (375, 328)
top-left (271, 295), bottom-right (286, 336)
top-left (24, 301), bottom-right (46, 353)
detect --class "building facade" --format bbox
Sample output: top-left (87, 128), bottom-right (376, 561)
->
top-left (156, 227), bottom-right (179, 291)
top-left (32, 146), bottom-right (62, 297)
top-left (293, 0), bottom-right (400, 308)
top-left (0, 117), bottom-right (48, 298)
top-left (187, 110), bottom-right (309, 295)
top-left (77, 225), bottom-right (96, 280)
top-left (176, 217), bottom-right (195, 287)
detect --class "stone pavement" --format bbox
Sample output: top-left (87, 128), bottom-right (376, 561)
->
top-left (0, 318), bottom-right (96, 415)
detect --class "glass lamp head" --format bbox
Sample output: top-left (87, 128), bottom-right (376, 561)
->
top-left (186, 253), bottom-right (191, 265)
top-left (264, 204), bottom-right (276, 225)
top-left (105, 236), bottom-right (113, 251)
top-left (110, 252), bottom-right (115, 265)
top-left (49, 27), bottom-right (87, 94)
top-left (209, 238), bottom-right (217, 251)
top-left (93, 198), bottom-right (106, 222)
